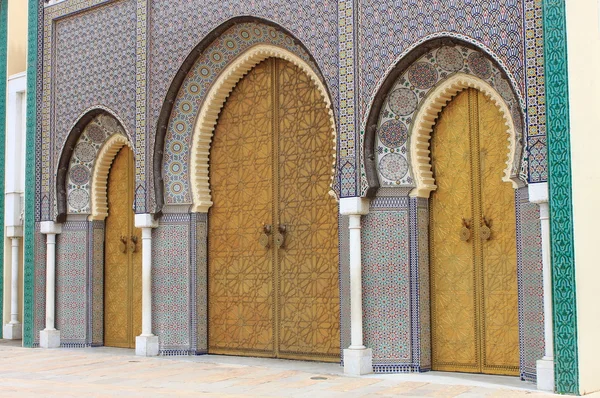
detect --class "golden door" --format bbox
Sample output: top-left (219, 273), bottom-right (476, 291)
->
top-left (104, 146), bottom-right (142, 348)
top-left (208, 58), bottom-right (340, 361)
top-left (430, 89), bottom-right (519, 375)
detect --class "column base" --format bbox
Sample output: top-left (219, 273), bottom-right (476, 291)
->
top-left (343, 348), bottom-right (373, 376)
top-left (40, 329), bottom-right (61, 348)
top-left (3, 323), bottom-right (22, 340)
top-left (536, 358), bottom-right (555, 392)
top-left (136, 335), bottom-right (159, 356)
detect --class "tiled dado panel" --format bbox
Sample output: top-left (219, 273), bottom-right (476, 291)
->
top-left (152, 213), bottom-right (194, 354)
top-left (516, 188), bottom-right (545, 382)
top-left (362, 197), bottom-right (418, 372)
top-left (90, 220), bottom-right (105, 347)
top-left (194, 213), bottom-right (208, 354)
top-left (55, 222), bottom-right (89, 346)
top-left (33, 225), bottom-right (47, 347)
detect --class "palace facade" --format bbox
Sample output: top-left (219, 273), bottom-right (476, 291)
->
top-left (1, 0), bottom-right (599, 395)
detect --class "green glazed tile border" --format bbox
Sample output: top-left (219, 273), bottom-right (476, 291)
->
top-left (23, 0), bottom-right (38, 348)
top-left (0, 0), bottom-right (8, 339)
top-left (542, 0), bottom-right (579, 394)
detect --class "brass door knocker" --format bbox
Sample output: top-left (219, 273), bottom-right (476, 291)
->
top-left (129, 235), bottom-right (138, 253)
top-left (481, 217), bottom-right (492, 241)
top-left (259, 224), bottom-right (272, 248)
top-left (275, 224), bottom-right (287, 248)
top-left (119, 236), bottom-right (128, 253)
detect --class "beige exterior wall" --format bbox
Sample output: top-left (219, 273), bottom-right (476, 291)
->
top-left (7, 0), bottom-right (27, 76)
top-left (566, 0), bottom-right (600, 394)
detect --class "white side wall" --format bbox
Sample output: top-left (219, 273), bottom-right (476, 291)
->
top-left (565, 0), bottom-right (600, 394)
top-left (3, 73), bottom-right (26, 327)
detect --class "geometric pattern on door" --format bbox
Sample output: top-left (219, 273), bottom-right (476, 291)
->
top-left (208, 58), bottom-right (340, 362)
top-left (430, 88), bottom-right (519, 375)
top-left (104, 146), bottom-right (142, 348)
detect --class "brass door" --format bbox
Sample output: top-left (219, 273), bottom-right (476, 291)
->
top-left (208, 58), bottom-right (340, 362)
top-left (104, 146), bottom-right (142, 348)
top-left (430, 89), bottom-right (519, 375)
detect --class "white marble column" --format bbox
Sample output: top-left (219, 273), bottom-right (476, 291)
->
top-left (3, 227), bottom-right (23, 339)
top-left (4, 74), bottom-right (26, 340)
top-left (134, 214), bottom-right (159, 356)
top-left (529, 183), bottom-right (554, 392)
top-left (340, 197), bottom-right (372, 375)
top-left (39, 221), bottom-right (62, 348)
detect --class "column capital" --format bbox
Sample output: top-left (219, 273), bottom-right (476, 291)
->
top-left (6, 226), bottom-right (23, 237)
top-left (339, 197), bottom-right (370, 216)
top-left (528, 182), bottom-right (549, 204)
top-left (134, 213), bottom-right (159, 229)
top-left (40, 221), bottom-right (62, 235)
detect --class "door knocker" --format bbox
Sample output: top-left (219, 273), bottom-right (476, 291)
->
top-left (119, 236), bottom-right (128, 253)
top-left (259, 224), bottom-right (272, 248)
top-left (460, 218), bottom-right (471, 242)
top-left (480, 217), bottom-right (492, 241)
top-left (129, 235), bottom-right (138, 253)
top-left (275, 224), bottom-right (287, 248)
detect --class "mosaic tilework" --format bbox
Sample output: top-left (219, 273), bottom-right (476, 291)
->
top-left (149, 1), bottom-right (339, 205)
top-left (152, 214), bottom-right (192, 353)
top-left (33, 226), bottom-right (46, 346)
top-left (371, 44), bottom-right (524, 190)
top-left (416, 200), bottom-right (431, 370)
top-left (66, 114), bottom-right (129, 214)
top-left (40, 0), bottom-right (135, 220)
top-left (544, 0), bottom-right (578, 392)
top-left (337, 0), bottom-right (358, 197)
top-left (362, 209), bottom-right (412, 369)
top-left (23, 0), bottom-right (41, 348)
top-left (358, 1), bottom-right (525, 123)
top-left (90, 220), bottom-right (105, 346)
top-left (516, 189), bottom-right (545, 382)
top-left (56, 223), bottom-right (89, 345)
top-left (162, 22), bottom-right (322, 204)
top-left (135, 0), bottom-right (148, 212)
top-left (0, 0), bottom-right (7, 336)
top-left (194, 213), bottom-right (208, 353)
top-left (524, 0), bottom-right (547, 183)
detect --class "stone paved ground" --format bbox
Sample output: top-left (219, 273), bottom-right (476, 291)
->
top-left (0, 340), bottom-right (562, 397)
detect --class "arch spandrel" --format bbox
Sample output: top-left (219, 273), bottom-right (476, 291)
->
top-left (157, 20), bottom-right (338, 214)
top-left (363, 42), bottom-right (526, 199)
top-left (57, 109), bottom-right (133, 222)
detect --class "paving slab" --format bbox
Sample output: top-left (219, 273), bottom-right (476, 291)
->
top-left (0, 340), bottom-right (562, 397)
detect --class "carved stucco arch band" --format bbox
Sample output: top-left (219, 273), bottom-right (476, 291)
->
top-left (410, 73), bottom-right (517, 198)
top-left (190, 44), bottom-right (337, 213)
top-left (89, 133), bottom-right (133, 220)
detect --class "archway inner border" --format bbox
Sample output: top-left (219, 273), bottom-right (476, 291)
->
top-left (190, 44), bottom-right (337, 213)
top-left (89, 133), bottom-right (134, 220)
top-left (410, 73), bottom-right (519, 198)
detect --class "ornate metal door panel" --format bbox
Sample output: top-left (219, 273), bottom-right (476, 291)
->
top-left (208, 59), bottom-right (275, 356)
top-left (104, 146), bottom-right (141, 348)
top-left (430, 89), bottom-right (518, 375)
top-left (478, 93), bottom-right (519, 375)
top-left (430, 90), bottom-right (479, 372)
top-left (276, 60), bottom-right (340, 361)
top-left (208, 58), bottom-right (339, 360)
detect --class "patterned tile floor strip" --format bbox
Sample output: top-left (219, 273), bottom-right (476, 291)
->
top-left (0, 341), bottom-right (566, 397)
